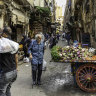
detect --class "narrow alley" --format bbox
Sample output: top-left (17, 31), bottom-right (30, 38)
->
top-left (11, 40), bottom-right (96, 96)
top-left (0, 0), bottom-right (96, 95)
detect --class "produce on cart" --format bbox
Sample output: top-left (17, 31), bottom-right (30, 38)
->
top-left (51, 45), bottom-right (96, 92)
top-left (51, 45), bottom-right (96, 62)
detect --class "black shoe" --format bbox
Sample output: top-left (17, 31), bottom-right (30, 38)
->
top-left (37, 81), bottom-right (42, 85)
top-left (32, 81), bottom-right (36, 85)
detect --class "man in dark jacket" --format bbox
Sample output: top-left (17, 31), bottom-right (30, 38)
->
top-left (0, 27), bottom-right (18, 96)
top-left (20, 35), bottom-right (29, 58)
top-left (65, 32), bottom-right (71, 45)
top-left (49, 34), bottom-right (57, 49)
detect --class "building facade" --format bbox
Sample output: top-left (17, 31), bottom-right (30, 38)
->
top-left (0, 0), bottom-right (56, 40)
top-left (63, 0), bottom-right (96, 48)
top-left (55, 5), bottom-right (64, 33)
top-left (63, 0), bottom-right (71, 32)
top-left (29, 0), bottom-right (56, 36)
top-left (0, 0), bottom-right (33, 42)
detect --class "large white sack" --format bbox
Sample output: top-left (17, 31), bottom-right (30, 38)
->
top-left (8, 39), bottom-right (19, 54)
top-left (0, 37), bottom-right (19, 54)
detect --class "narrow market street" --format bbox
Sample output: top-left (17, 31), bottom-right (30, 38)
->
top-left (1, 0), bottom-right (96, 95)
top-left (11, 40), bottom-right (96, 96)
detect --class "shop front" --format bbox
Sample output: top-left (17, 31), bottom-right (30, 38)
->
top-left (11, 8), bottom-right (29, 42)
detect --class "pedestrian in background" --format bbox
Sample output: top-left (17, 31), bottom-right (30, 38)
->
top-left (53, 35), bottom-right (57, 46)
top-left (28, 34), bottom-right (44, 85)
top-left (49, 34), bottom-right (54, 48)
top-left (19, 35), bottom-right (30, 62)
top-left (44, 33), bottom-right (49, 41)
top-left (57, 33), bottom-right (60, 40)
top-left (44, 33), bottom-right (49, 47)
top-left (0, 26), bottom-right (19, 96)
top-left (65, 32), bottom-right (71, 45)
top-left (20, 35), bottom-right (29, 58)
top-left (49, 34), bottom-right (57, 49)
top-left (62, 32), bottom-right (65, 40)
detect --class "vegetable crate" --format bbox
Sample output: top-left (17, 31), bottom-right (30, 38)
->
top-left (70, 60), bottom-right (96, 92)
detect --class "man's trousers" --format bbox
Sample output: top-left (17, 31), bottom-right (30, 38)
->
top-left (0, 70), bottom-right (17, 96)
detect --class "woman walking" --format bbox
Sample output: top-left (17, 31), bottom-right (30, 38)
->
top-left (28, 34), bottom-right (44, 85)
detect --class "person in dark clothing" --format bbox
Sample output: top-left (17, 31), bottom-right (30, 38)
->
top-left (65, 32), bottom-right (71, 45)
top-left (49, 34), bottom-right (57, 49)
top-left (20, 35), bottom-right (29, 58)
top-left (57, 33), bottom-right (60, 40)
top-left (26, 35), bottom-right (32, 48)
top-left (0, 26), bottom-right (18, 96)
top-left (44, 33), bottom-right (49, 41)
top-left (53, 35), bottom-right (57, 46)
top-left (49, 34), bottom-right (53, 49)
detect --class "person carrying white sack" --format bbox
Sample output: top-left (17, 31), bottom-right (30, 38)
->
top-left (0, 28), bottom-right (19, 54)
top-left (0, 37), bottom-right (19, 54)
top-left (0, 26), bottom-right (19, 96)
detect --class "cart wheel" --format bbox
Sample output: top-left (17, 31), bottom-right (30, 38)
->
top-left (76, 64), bottom-right (96, 92)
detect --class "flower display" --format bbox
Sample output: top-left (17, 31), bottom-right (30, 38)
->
top-left (51, 46), bottom-right (95, 62)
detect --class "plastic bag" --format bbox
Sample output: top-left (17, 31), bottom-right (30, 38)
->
top-left (23, 57), bottom-right (29, 63)
top-left (0, 37), bottom-right (19, 54)
top-left (42, 59), bottom-right (47, 71)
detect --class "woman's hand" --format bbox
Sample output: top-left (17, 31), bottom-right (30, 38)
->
top-left (29, 53), bottom-right (32, 60)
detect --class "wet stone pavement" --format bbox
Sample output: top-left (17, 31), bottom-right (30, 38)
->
top-left (12, 40), bottom-right (96, 96)
top-left (41, 62), bottom-right (96, 96)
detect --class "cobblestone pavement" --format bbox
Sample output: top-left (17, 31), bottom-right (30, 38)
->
top-left (12, 40), bottom-right (96, 96)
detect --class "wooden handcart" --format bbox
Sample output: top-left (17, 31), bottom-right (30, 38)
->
top-left (68, 60), bottom-right (96, 92)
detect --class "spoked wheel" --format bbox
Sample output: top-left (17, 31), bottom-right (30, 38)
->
top-left (76, 64), bottom-right (96, 92)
